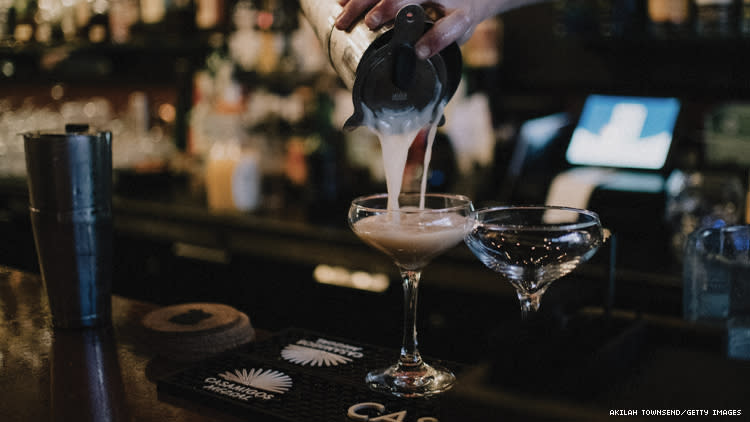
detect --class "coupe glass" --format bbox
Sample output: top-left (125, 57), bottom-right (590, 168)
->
top-left (348, 192), bottom-right (473, 398)
top-left (465, 206), bottom-right (604, 319)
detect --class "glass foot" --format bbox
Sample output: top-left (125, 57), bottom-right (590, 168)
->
top-left (365, 361), bottom-right (455, 398)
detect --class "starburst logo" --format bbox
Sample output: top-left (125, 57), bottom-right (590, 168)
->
top-left (280, 338), bottom-right (364, 367)
top-left (218, 368), bottom-right (293, 394)
top-left (281, 344), bottom-right (353, 367)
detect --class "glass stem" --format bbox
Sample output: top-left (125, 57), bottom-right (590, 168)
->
top-left (399, 269), bottom-right (424, 369)
top-left (517, 290), bottom-right (542, 321)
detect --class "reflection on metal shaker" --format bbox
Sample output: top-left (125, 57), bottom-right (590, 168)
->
top-left (22, 125), bottom-right (113, 329)
top-left (51, 328), bottom-right (129, 421)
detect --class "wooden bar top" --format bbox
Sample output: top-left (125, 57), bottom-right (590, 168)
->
top-left (3, 264), bottom-right (750, 421)
top-left (0, 265), bottom-right (247, 422)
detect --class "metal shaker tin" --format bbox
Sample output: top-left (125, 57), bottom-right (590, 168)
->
top-left (23, 125), bottom-right (113, 214)
top-left (22, 124), bottom-right (113, 329)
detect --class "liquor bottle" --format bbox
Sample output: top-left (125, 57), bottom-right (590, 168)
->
top-left (12, 0), bottom-right (36, 43)
top-left (604, 0), bottom-right (645, 39)
top-left (205, 135), bottom-right (261, 212)
top-left (108, 0), bottom-right (139, 43)
top-left (86, 0), bottom-right (110, 43)
top-left (195, 0), bottom-right (224, 31)
top-left (554, 0), bottom-right (600, 39)
top-left (133, 0), bottom-right (163, 40)
top-left (648, 0), bottom-right (691, 38)
top-left (139, 0), bottom-right (164, 27)
top-left (34, 0), bottom-right (69, 44)
top-left (461, 16), bottom-right (502, 121)
top-left (204, 66), bottom-right (261, 213)
top-left (163, 0), bottom-right (195, 39)
top-left (59, 2), bottom-right (77, 41)
top-left (740, 0), bottom-right (750, 36)
top-left (694, 0), bottom-right (736, 38)
top-left (73, 0), bottom-right (92, 40)
top-left (302, 89), bottom-right (351, 222)
top-left (1, 0), bottom-right (14, 41)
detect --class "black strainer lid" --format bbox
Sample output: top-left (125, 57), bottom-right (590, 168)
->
top-left (344, 4), bottom-right (462, 134)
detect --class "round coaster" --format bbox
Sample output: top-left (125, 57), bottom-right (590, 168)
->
top-left (142, 303), bottom-right (241, 336)
top-left (162, 313), bottom-right (256, 361)
top-left (141, 303), bottom-right (256, 361)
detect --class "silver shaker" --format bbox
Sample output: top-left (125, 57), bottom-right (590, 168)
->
top-left (22, 124), bottom-right (113, 329)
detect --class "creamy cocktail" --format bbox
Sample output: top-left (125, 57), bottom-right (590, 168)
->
top-left (352, 210), bottom-right (468, 271)
top-left (348, 193), bottom-right (473, 397)
top-left (338, 2), bottom-right (468, 398)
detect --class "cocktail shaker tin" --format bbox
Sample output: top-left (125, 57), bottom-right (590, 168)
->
top-left (24, 125), bottom-right (113, 213)
top-left (299, 0), bottom-right (386, 90)
top-left (22, 124), bottom-right (113, 329)
top-left (299, 0), bottom-right (462, 133)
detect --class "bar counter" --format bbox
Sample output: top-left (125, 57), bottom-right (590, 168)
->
top-left (2, 264), bottom-right (750, 421)
top-left (0, 265), bottom-right (250, 422)
top-left (0, 174), bottom-right (682, 318)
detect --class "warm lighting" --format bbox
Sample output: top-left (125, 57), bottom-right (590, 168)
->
top-left (313, 265), bottom-right (389, 293)
top-left (1, 61), bottom-right (14, 77)
top-left (50, 84), bottom-right (65, 100)
top-left (158, 103), bottom-right (176, 123)
top-left (256, 11), bottom-right (274, 30)
top-left (83, 101), bottom-right (98, 118)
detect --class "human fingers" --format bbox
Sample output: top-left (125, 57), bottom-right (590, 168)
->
top-left (336, 0), bottom-right (420, 30)
top-left (363, 0), bottom-right (420, 28)
top-left (335, 0), bottom-right (380, 30)
top-left (414, 9), bottom-right (476, 59)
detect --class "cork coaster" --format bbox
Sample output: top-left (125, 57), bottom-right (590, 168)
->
top-left (142, 303), bottom-right (255, 361)
top-left (142, 303), bottom-right (241, 335)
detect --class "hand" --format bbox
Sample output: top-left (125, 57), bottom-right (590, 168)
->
top-left (336, 0), bottom-right (517, 59)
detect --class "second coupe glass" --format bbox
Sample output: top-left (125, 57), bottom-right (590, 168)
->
top-left (465, 206), bottom-right (604, 319)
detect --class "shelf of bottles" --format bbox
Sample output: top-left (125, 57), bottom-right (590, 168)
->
top-left (555, 0), bottom-right (750, 40)
top-left (0, 0), bottom-right (235, 46)
top-left (552, 0), bottom-right (750, 62)
top-left (0, 0), bottom-right (244, 82)
top-left (0, 0), bottom-right (389, 221)
top-left (492, 0), bottom-right (750, 99)
top-left (11, 0), bottom-right (750, 217)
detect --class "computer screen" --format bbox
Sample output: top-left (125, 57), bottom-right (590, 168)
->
top-left (566, 94), bottom-right (681, 170)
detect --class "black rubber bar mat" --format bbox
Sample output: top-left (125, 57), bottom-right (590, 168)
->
top-left (157, 327), bottom-right (461, 421)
